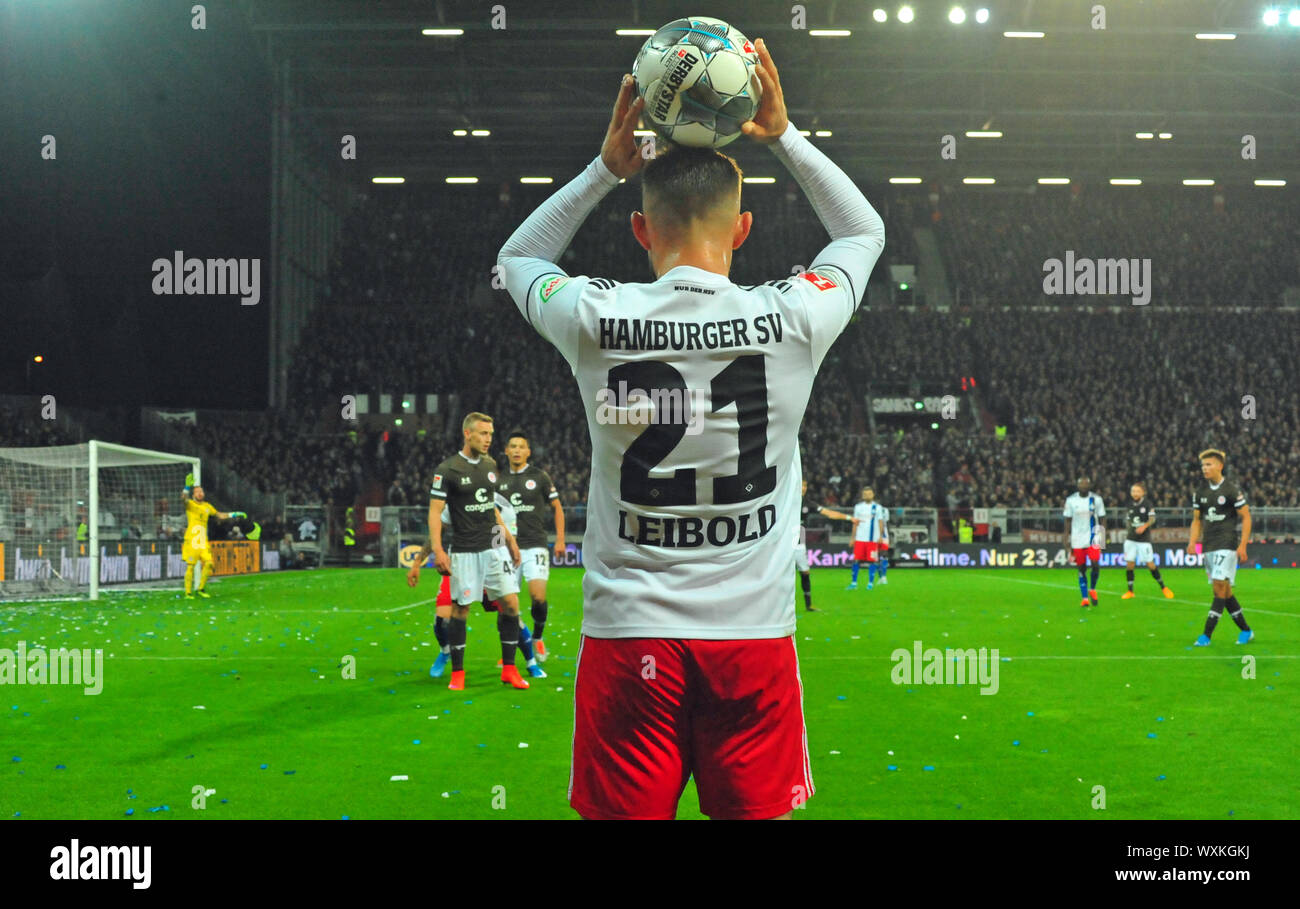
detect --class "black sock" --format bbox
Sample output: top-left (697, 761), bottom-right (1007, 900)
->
top-left (1125, 569), bottom-right (1135, 591)
top-left (800, 571), bottom-right (812, 607)
top-left (1150, 568), bottom-right (1164, 588)
top-left (1089, 565), bottom-right (1099, 590)
top-left (497, 612), bottom-right (519, 666)
top-left (1203, 598), bottom-right (1225, 638)
top-left (531, 600), bottom-right (548, 640)
top-left (434, 615), bottom-right (448, 649)
top-left (1226, 596), bottom-right (1250, 632)
top-left (448, 616), bottom-right (467, 671)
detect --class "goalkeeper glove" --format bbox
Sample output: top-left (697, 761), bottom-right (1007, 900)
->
top-left (230, 511), bottom-right (247, 520)
top-left (184, 472), bottom-right (196, 495)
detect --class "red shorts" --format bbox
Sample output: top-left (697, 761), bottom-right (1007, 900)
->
top-left (569, 636), bottom-right (814, 820)
top-left (853, 541), bottom-right (879, 562)
top-left (1072, 546), bottom-right (1101, 566)
top-left (436, 574), bottom-right (452, 607)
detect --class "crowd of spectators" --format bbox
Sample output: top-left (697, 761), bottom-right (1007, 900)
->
top-left (15, 181), bottom-right (1293, 522)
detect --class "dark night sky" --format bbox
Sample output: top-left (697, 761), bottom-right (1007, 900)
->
top-left (0, 0), bottom-right (270, 408)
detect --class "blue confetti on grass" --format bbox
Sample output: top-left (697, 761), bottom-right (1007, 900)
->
top-left (220, 799), bottom-right (228, 804)
top-left (1027, 711), bottom-right (1034, 717)
top-left (413, 740), bottom-right (421, 745)
top-left (55, 764), bottom-right (65, 769)
top-left (125, 809), bottom-right (134, 816)
top-left (341, 815), bottom-right (350, 820)
top-left (1012, 741), bottom-right (1020, 746)
top-left (284, 770), bottom-right (296, 775)
top-left (1147, 733), bottom-right (1157, 739)
top-left (1157, 775), bottom-right (1166, 780)
top-left (10, 757), bottom-right (19, 763)
top-left (836, 695), bottom-right (846, 701)
top-left (260, 764), bottom-right (268, 769)
top-left (887, 765), bottom-right (897, 771)
top-left (923, 765), bottom-right (935, 771)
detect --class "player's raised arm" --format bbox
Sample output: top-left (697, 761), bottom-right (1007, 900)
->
top-left (746, 38), bottom-right (884, 342)
top-left (497, 75), bottom-right (639, 363)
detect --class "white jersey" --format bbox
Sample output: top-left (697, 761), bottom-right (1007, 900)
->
top-left (499, 123), bottom-right (884, 639)
top-left (1063, 492), bottom-right (1105, 549)
top-left (853, 502), bottom-right (887, 542)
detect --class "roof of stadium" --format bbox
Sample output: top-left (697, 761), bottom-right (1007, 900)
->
top-left (245, 0), bottom-right (1299, 186)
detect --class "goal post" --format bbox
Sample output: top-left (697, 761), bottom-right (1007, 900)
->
top-left (0, 441), bottom-right (199, 600)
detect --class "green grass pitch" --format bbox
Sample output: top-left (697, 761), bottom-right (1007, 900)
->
top-left (2, 566), bottom-right (1295, 819)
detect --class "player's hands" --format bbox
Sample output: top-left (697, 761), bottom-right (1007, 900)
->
top-left (1186, 542), bottom-right (1197, 556)
top-left (1237, 543), bottom-right (1248, 563)
top-left (601, 74), bottom-right (647, 180)
top-left (406, 564), bottom-right (420, 588)
top-left (553, 538), bottom-right (566, 560)
top-left (434, 548), bottom-right (451, 576)
top-left (508, 538), bottom-right (522, 567)
top-left (740, 39), bottom-right (789, 144)
top-left (185, 472), bottom-right (196, 487)
top-left (230, 511), bottom-right (247, 520)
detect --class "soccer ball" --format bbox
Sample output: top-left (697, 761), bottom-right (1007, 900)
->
top-left (632, 16), bottom-right (761, 149)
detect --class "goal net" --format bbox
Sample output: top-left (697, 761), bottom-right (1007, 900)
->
top-left (0, 441), bottom-right (199, 600)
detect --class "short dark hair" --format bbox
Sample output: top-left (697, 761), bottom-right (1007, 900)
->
top-left (506, 430), bottom-right (528, 445)
top-left (641, 143), bottom-right (743, 229)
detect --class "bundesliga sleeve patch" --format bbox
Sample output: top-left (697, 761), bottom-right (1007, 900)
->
top-left (800, 270), bottom-right (839, 291)
top-left (539, 275), bottom-right (570, 302)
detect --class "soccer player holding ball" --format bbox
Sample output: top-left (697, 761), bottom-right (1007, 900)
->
top-left (498, 37), bottom-right (885, 818)
top-left (180, 475), bottom-right (244, 599)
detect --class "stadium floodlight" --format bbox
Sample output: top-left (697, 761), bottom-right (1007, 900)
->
top-left (1194, 33), bottom-right (1236, 39)
top-left (799, 129), bottom-right (812, 136)
top-left (873, 9), bottom-right (888, 22)
top-left (1182, 179), bottom-right (1215, 186)
top-left (452, 129), bottom-right (467, 136)
top-left (33, 354), bottom-right (44, 362)
top-left (815, 129), bottom-right (833, 137)
top-left (1254, 179), bottom-right (1286, 186)
top-left (975, 8), bottom-right (989, 23)
top-left (445, 177), bottom-right (478, 184)
top-left (1110, 178), bottom-right (1142, 185)
top-left (0, 442), bottom-right (199, 600)
top-left (633, 129), bottom-right (655, 137)
top-left (1262, 9), bottom-right (1281, 26)
top-left (470, 129), bottom-right (490, 137)
top-left (949, 7), bottom-right (967, 24)
top-left (421, 28), bottom-right (464, 36)
top-left (371, 177), bottom-right (405, 184)
top-left (898, 6), bottom-right (915, 24)
top-left (965, 130), bottom-right (1002, 138)
top-left (1037, 177), bottom-right (1071, 184)
top-left (810, 30), bottom-right (852, 36)
top-left (742, 177), bottom-right (776, 184)
top-left (890, 177), bottom-right (924, 183)
top-left (963, 177), bottom-right (996, 184)
top-left (1289, 9), bottom-right (1300, 26)
top-left (1135, 132), bottom-right (1155, 139)
top-left (1158, 132), bottom-right (1173, 139)
top-left (615, 28), bottom-right (656, 36)
top-left (1004, 31), bottom-right (1044, 38)
top-left (520, 177), bottom-right (553, 184)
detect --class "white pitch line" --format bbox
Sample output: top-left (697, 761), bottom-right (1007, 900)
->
top-left (963, 572), bottom-right (1300, 618)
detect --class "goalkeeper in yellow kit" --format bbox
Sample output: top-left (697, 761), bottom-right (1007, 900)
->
top-left (180, 473), bottom-right (245, 599)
